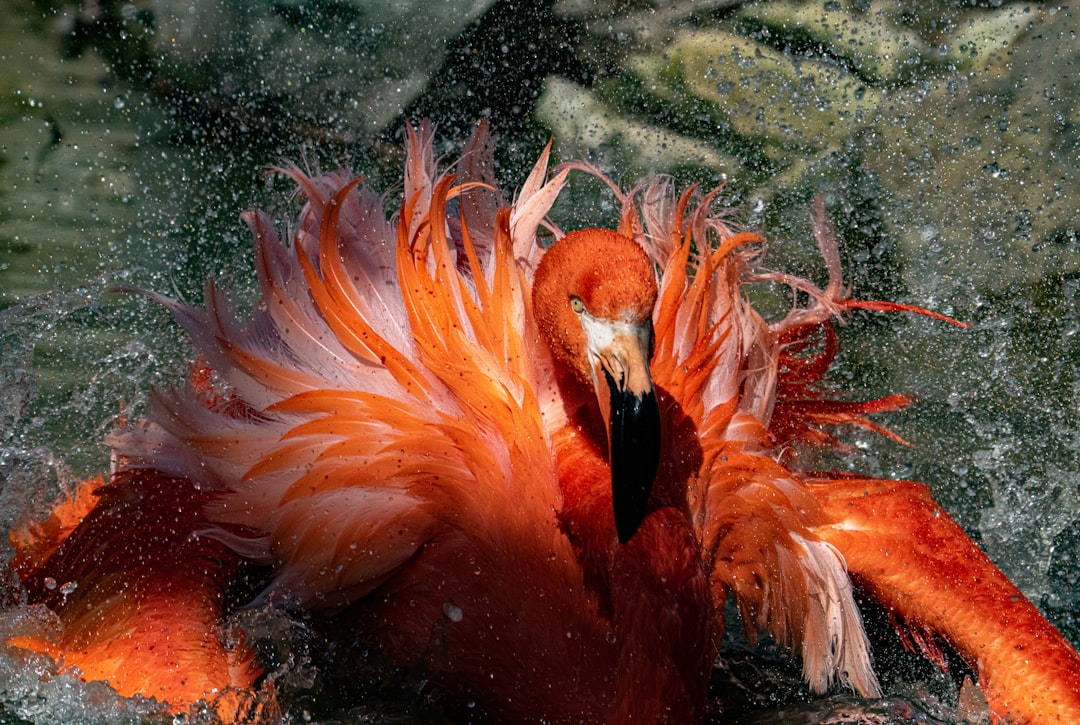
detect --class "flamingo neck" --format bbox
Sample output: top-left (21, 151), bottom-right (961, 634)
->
top-left (552, 397), bottom-right (713, 720)
top-left (608, 507), bottom-right (712, 722)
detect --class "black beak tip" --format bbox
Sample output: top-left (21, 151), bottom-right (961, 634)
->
top-left (608, 382), bottom-right (661, 544)
top-left (615, 506), bottom-right (645, 545)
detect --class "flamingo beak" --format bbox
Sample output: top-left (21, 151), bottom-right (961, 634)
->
top-left (584, 317), bottom-right (662, 543)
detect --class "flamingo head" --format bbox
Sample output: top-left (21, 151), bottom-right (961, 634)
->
top-left (533, 228), bottom-right (660, 543)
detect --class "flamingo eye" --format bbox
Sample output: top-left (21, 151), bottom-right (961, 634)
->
top-left (570, 296), bottom-right (585, 314)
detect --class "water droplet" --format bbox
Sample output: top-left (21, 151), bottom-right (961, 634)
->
top-left (444, 602), bottom-right (463, 622)
top-left (43, 577), bottom-right (57, 590)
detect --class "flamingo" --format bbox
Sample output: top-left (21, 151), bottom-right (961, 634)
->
top-left (6, 121), bottom-right (1080, 723)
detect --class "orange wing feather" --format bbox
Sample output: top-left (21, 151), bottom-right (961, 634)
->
top-left (811, 477), bottom-right (1080, 724)
top-left (8, 470), bottom-right (262, 720)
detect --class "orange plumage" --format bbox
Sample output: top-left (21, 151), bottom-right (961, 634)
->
top-left (6, 122), bottom-right (1080, 723)
top-left (8, 472), bottom-right (262, 719)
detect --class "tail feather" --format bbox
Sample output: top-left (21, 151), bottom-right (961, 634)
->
top-left (8, 477), bottom-right (102, 583)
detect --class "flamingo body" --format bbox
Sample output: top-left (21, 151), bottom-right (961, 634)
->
top-left (6, 123), bottom-right (1080, 723)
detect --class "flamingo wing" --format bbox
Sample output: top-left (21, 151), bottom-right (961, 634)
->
top-left (7, 123), bottom-right (614, 720)
top-left (6, 471), bottom-right (262, 720)
top-left (811, 476), bottom-right (1080, 724)
top-left (181, 124), bottom-right (572, 608)
top-left (595, 169), bottom-right (1080, 721)
top-left (190, 126), bottom-right (649, 720)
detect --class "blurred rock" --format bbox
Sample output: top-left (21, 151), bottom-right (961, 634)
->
top-left (55, 0), bottom-right (494, 145)
top-left (157, 0), bottom-right (496, 133)
top-left (635, 29), bottom-right (882, 147)
top-left (538, 1), bottom-right (1079, 299)
top-left (734, 1), bottom-right (931, 85)
top-left (538, 75), bottom-right (740, 178)
top-left (884, 7), bottom-right (1078, 296)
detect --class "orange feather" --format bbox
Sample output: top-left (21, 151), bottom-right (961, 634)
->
top-left (7, 471), bottom-right (262, 719)
top-left (812, 477), bottom-right (1080, 724)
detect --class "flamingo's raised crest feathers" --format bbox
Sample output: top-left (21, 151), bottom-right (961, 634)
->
top-left (7, 123), bottom-right (1080, 724)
